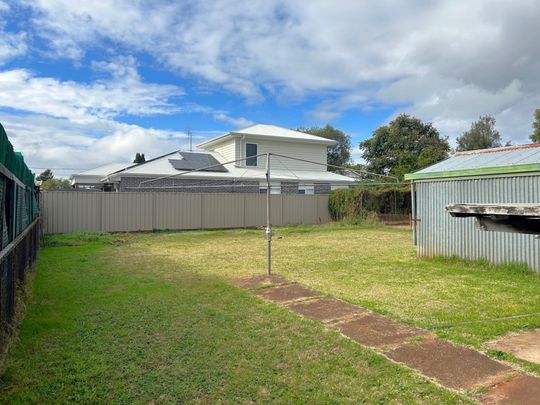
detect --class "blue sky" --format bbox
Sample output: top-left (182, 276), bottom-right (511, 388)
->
top-left (0, 1), bottom-right (539, 177)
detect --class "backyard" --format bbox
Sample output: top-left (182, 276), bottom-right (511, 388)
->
top-left (1, 224), bottom-right (539, 403)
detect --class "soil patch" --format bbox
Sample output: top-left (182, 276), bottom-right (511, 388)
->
top-left (488, 329), bottom-right (540, 365)
top-left (254, 284), bottom-right (321, 303)
top-left (232, 274), bottom-right (289, 289)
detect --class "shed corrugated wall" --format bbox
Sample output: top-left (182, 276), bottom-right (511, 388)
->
top-left (415, 175), bottom-right (540, 273)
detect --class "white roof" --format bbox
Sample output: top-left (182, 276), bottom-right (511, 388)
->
top-left (72, 162), bottom-right (129, 185)
top-left (74, 163), bottom-right (128, 177)
top-left (107, 151), bottom-right (355, 186)
top-left (197, 124), bottom-right (337, 148)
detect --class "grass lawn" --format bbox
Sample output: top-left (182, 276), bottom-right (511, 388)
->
top-left (1, 223), bottom-right (539, 403)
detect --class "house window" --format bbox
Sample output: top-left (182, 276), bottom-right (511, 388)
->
top-left (246, 143), bottom-right (258, 166)
top-left (259, 181), bottom-right (281, 194)
top-left (299, 184), bottom-right (314, 195)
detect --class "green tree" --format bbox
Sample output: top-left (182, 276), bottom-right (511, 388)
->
top-left (297, 125), bottom-right (351, 170)
top-left (359, 114), bottom-right (450, 180)
top-left (37, 169), bottom-right (54, 182)
top-left (456, 115), bottom-right (502, 151)
top-left (530, 109), bottom-right (540, 143)
top-left (133, 153), bottom-right (146, 164)
top-left (41, 178), bottom-right (72, 190)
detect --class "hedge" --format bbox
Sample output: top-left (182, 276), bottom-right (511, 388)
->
top-left (328, 186), bottom-right (411, 222)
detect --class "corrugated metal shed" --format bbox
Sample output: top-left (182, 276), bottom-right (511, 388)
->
top-left (406, 144), bottom-right (540, 273)
top-left (405, 143), bottom-right (540, 180)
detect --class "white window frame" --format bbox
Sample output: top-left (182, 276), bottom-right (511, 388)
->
top-left (259, 181), bottom-right (281, 194)
top-left (298, 184), bottom-right (314, 195)
top-left (245, 142), bottom-right (258, 167)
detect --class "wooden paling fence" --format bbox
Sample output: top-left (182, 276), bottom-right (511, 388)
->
top-left (40, 192), bottom-right (331, 234)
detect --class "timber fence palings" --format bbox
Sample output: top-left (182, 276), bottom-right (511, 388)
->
top-left (40, 192), bottom-right (331, 234)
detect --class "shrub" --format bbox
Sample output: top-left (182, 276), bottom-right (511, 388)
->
top-left (328, 186), bottom-right (411, 222)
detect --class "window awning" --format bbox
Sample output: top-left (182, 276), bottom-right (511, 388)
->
top-left (446, 203), bottom-right (540, 235)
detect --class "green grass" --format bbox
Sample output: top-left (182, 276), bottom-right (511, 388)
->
top-left (123, 224), bottom-right (540, 374)
top-left (0, 231), bottom-right (468, 404)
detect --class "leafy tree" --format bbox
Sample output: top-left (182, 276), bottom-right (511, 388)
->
top-left (530, 109), bottom-right (540, 143)
top-left (37, 169), bottom-right (54, 182)
top-left (456, 115), bottom-right (502, 151)
top-left (133, 153), bottom-right (146, 164)
top-left (359, 114), bottom-right (450, 180)
top-left (297, 125), bottom-right (351, 170)
top-left (41, 178), bottom-right (72, 190)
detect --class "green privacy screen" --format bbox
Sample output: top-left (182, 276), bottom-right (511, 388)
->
top-left (0, 123), bottom-right (35, 188)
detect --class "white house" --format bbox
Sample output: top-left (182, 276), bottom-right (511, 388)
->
top-left (71, 163), bottom-right (129, 190)
top-left (73, 124), bottom-right (356, 194)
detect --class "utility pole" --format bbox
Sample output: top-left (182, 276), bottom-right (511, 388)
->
top-left (265, 153), bottom-right (272, 275)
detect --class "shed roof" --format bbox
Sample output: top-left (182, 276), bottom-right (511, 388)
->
top-left (405, 143), bottom-right (540, 181)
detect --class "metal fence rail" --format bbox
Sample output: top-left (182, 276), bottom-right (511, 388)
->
top-left (0, 219), bottom-right (40, 337)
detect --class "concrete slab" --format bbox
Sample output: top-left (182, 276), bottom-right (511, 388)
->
top-left (338, 314), bottom-right (428, 348)
top-left (488, 329), bottom-right (540, 365)
top-left (232, 274), bottom-right (289, 289)
top-left (287, 297), bottom-right (366, 322)
top-left (255, 284), bottom-right (321, 303)
top-left (387, 339), bottom-right (512, 390)
top-left (482, 375), bottom-right (540, 405)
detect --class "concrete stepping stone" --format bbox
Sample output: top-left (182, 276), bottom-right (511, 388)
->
top-left (482, 375), bottom-right (540, 404)
top-left (488, 328), bottom-right (540, 365)
top-left (387, 339), bottom-right (512, 390)
top-left (254, 283), bottom-right (321, 303)
top-left (338, 314), bottom-right (428, 348)
top-left (236, 275), bottom-right (540, 401)
top-left (287, 297), bottom-right (366, 322)
top-left (232, 274), bottom-right (289, 289)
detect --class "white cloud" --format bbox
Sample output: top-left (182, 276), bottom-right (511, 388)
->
top-left (0, 57), bottom-right (183, 123)
top-left (0, 55), bottom-right (251, 176)
top-left (0, 2), bottom-right (27, 65)
top-left (212, 112), bottom-right (253, 128)
top-left (22, 0), bottom-right (540, 142)
top-left (0, 0), bottom-right (540, 147)
top-left (1, 113), bottom-right (191, 178)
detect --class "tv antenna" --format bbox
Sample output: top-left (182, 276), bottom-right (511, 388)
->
top-left (186, 126), bottom-right (193, 151)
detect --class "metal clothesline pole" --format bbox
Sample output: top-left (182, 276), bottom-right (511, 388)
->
top-left (127, 150), bottom-right (402, 276)
top-left (265, 153), bottom-right (272, 275)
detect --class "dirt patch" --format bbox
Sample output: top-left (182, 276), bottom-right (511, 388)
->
top-left (287, 297), bottom-right (366, 322)
top-left (255, 284), bottom-right (321, 303)
top-left (387, 339), bottom-right (512, 390)
top-left (482, 375), bottom-right (540, 404)
top-left (488, 329), bottom-right (540, 365)
top-left (338, 314), bottom-right (428, 348)
top-left (232, 274), bottom-right (290, 289)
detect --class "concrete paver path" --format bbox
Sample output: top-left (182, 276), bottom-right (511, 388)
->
top-left (234, 275), bottom-right (540, 404)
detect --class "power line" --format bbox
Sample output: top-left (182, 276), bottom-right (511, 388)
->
top-left (136, 152), bottom-right (400, 188)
